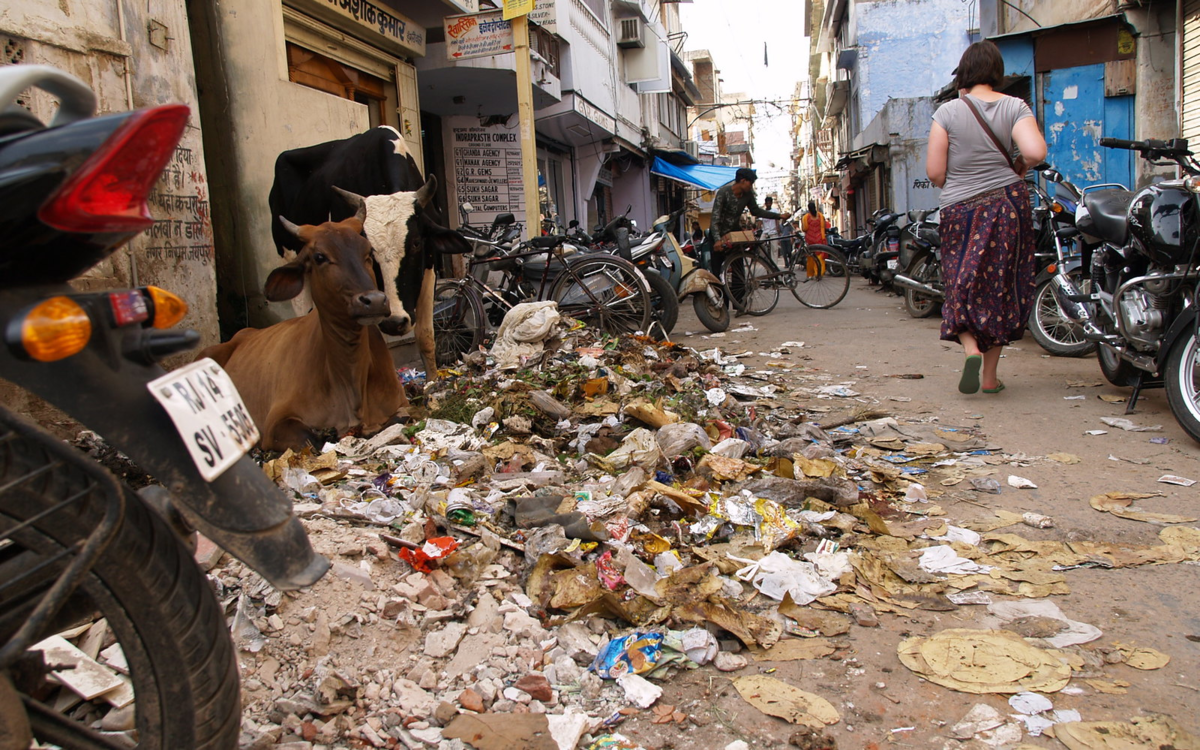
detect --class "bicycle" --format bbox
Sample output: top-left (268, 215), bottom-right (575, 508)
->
top-left (432, 234), bottom-right (652, 365)
top-left (718, 233), bottom-right (851, 315)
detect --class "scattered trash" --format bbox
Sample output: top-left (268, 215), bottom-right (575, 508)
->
top-left (1007, 475), bottom-right (1037, 489)
top-left (1084, 430), bottom-right (1108, 436)
top-left (1111, 643), bottom-right (1171, 670)
top-left (1050, 714), bottom-right (1200, 749)
top-left (1021, 512), bottom-right (1055, 529)
top-left (1089, 491), bottom-right (1195, 525)
top-left (897, 629), bottom-right (1071, 694)
top-left (984, 600), bottom-right (1102, 648)
top-left (1159, 474), bottom-right (1198, 487)
top-left (732, 675), bottom-right (840, 728)
top-left (1008, 691), bottom-right (1053, 715)
top-left (592, 632), bottom-right (665, 679)
top-left (1150, 436), bottom-right (1170, 445)
top-left (616, 674), bottom-right (662, 708)
top-left (970, 476), bottom-right (1002, 494)
top-left (1100, 417), bottom-right (1163, 432)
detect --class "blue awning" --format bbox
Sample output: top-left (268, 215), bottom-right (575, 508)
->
top-left (650, 157), bottom-right (740, 191)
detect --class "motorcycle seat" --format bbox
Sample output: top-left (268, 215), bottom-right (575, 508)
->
top-left (1081, 189), bottom-right (1133, 245)
top-left (529, 235), bottom-right (566, 248)
top-left (522, 257), bottom-right (568, 280)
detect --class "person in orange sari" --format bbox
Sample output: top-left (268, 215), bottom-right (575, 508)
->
top-left (800, 201), bottom-right (830, 276)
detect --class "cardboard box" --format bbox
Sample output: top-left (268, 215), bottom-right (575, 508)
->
top-left (721, 230), bottom-right (757, 245)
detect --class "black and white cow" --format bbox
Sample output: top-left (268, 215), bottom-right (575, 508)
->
top-left (268, 125), bottom-right (470, 377)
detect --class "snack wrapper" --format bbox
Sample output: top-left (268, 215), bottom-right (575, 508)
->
top-left (591, 631), bottom-right (665, 679)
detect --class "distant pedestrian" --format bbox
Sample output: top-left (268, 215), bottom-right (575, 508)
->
top-left (691, 220), bottom-right (704, 245)
top-left (760, 197), bottom-right (781, 260)
top-left (800, 201), bottom-right (831, 276)
top-left (926, 40), bottom-right (1047, 395)
top-left (780, 219), bottom-right (796, 265)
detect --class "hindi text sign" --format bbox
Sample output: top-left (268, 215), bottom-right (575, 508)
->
top-left (445, 12), bottom-right (514, 61)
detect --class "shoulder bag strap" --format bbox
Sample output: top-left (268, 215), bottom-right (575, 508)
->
top-left (961, 96), bottom-right (1018, 174)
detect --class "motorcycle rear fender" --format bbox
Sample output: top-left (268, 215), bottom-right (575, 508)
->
top-left (1034, 257), bottom-right (1083, 286)
top-left (0, 286), bottom-right (329, 590)
top-left (678, 268), bottom-right (720, 298)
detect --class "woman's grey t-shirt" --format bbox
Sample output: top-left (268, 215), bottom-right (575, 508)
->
top-left (932, 94), bottom-right (1034, 208)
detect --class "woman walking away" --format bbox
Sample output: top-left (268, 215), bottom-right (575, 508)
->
top-left (926, 40), bottom-right (1046, 394)
top-left (801, 201), bottom-right (830, 276)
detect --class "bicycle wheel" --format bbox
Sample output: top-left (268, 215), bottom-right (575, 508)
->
top-left (432, 280), bottom-right (485, 366)
top-left (721, 251), bottom-right (778, 316)
top-left (790, 245), bottom-right (850, 309)
top-left (550, 255), bottom-right (651, 334)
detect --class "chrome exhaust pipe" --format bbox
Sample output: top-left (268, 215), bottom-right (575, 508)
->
top-left (892, 274), bottom-right (943, 299)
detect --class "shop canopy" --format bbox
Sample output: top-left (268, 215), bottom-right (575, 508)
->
top-left (650, 157), bottom-right (740, 191)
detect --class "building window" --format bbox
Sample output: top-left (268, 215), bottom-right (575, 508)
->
top-left (530, 25), bottom-right (561, 78)
top-left (286, 43), bottom-right (391, 126)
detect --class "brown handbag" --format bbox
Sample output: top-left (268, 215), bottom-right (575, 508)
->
top-left (962, 96), bottom-right (1024, 176)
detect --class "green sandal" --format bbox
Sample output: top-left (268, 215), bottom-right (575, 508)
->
top-left (959, 354), bottom-right (982, 394)
top-left (983, 380), bottom-right (1006, 394)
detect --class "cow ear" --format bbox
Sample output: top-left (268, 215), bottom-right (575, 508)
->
top-left (264, 261), bottom-right (306, 301)
top-left (423, 218), bottom-right (473, 256)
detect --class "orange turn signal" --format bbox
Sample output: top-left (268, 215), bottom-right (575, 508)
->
top-left (145, 286), bottom-right (188, 329)
top-left (21, 296), bottom-right (92, 362)
top-left (1047, 263), bottom-right (1058, 274)
top-left (1051, 202), bottom-right (1064, 213)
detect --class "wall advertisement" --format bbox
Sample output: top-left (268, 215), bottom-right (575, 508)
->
top-left (445, 117), bottom-right (527, 228)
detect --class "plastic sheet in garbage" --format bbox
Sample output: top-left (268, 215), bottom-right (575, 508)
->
top-left (592, 631), bottom-right (666, 679)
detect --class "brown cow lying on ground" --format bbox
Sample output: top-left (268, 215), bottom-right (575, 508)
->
top-left (198, 217), bottom-right (405, 451)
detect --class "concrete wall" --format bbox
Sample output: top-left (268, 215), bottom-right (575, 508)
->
top-left (0, 0), bottom-right (219, 347)
top-left (1125, 3), bottom-right (1179, 188)
top-left (853, 0), bottom-right (972, 131)
top-left (1000, 0), bottom-right (1116, 35)
top-left (856, 97), bottom-right (941, 214)
top-left (188, 0), bottom-right (369, 332)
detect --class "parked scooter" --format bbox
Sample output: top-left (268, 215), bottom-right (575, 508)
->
top-left (625, 208), bottom-right (730, 334)
top-left (0, 65), bottom-right (328, 746)
top-left (859, 208), bottom-right (904, 288)
top-left (1073, 137), bottom-right (1200, 443)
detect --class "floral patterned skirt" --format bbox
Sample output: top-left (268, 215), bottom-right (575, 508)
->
top-left (939, 181), bottom-right (1036, 353)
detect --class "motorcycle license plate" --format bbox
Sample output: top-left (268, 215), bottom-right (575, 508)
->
top-left (886, 259), bottom-right (900, 269)
top-left (148, 358), bottom-right (259, 482)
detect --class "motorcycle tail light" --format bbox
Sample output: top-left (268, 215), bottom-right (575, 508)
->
top-left (1186, 176), bottom-right (1200, 194)
top-left (38, 105), bottom-right (190, 233)
top-left (16, 296), bottom-right (92, 362)
top-left (144, 286), bottom-right (189, 329)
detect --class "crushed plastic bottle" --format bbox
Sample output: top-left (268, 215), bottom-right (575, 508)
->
top-left (1021, 512), bottom-right (1055, 529)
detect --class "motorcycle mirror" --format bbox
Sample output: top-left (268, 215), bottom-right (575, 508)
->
top-left (1043, 169), bottom-right (1063, 183)
top-left (569, 219), bottom-right (579, 228)
top-left (460, 202), bottom-right (474, 214)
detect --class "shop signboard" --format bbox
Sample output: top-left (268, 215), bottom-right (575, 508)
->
top-left (446, 117), bottom-right (526, 228)
top-left (445, 12), bottom-right (513, 61)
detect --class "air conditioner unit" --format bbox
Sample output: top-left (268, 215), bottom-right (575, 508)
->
top-left (683, 140), bottom-right (699, 159)
top-left (617, 17), bottom-right (645, 48)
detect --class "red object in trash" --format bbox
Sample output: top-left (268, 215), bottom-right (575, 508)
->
top-left (398, 536), bottom-right (460, 572)
top-left (596, 550), bottom-right (625, 590)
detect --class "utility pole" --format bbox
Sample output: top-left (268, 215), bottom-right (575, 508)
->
top-left (506, 0), bottom-right (540, 240)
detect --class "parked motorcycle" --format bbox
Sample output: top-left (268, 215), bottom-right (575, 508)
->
top-left (826, 226), bottom-right (867, 275)
top-left (0, 66), bottom-right (328, 746)
top-left (1026, 165), bottom-right (1097, 358)
top-left (892, 210), bottom-right (943, 318)
top-left (1075, 137), bottom-right (1200, 442)
top-left (859, 208), bottom-right (903, 288)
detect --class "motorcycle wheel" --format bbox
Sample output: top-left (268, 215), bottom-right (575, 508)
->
top-left (433, 280), bottom-right (486, 366)
top-left (1098, 343), bottom-right (1139, 387)
top-left (643, 270), bottom-right (679, 336)
top-left (1028, 274), bottom-right (1097, 357)
top-left (0, 407), bottom-right (239, 749)
top-left (1164, 327), bottom-right (1200, 444)
top-left (902, 252), bottom-right (940, 319)
top-left (693, 285), bottom-right (731, 333)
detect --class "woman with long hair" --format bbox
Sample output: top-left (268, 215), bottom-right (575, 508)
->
top-left (926, 40), bottom-right (1047, 394)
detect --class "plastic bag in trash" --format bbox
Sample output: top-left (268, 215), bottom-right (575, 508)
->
top-left (733, 552), bottom-right (837, 605)
top-left (603, 428), bottom-right (663, 470)
top-left (655, 422), bottom-right (711, 458)
top-left (490, 301), bottom-right (561, 370)
top-left (591, 631), bottom-right (666, 678)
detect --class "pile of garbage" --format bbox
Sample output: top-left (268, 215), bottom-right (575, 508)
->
top-left (203, 304), bottom-right (1200, 749)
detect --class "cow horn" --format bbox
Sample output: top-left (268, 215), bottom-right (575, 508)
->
top-left (333, 186), bottom-right (368, 221)
top-left (415, 175), bottom-right (437, 208)
top-left (332, 186), bottom-right (366, 209)
top-left (279, 215), bottom-right (304, 238)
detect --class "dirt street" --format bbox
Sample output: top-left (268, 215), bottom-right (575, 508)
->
top-left (221, 278), bottom-right (1200, 750)
top-left (649, 279), bottom-right (1200, 749)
